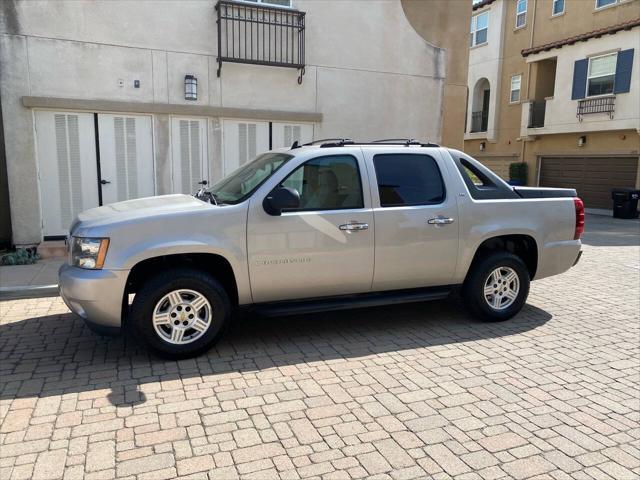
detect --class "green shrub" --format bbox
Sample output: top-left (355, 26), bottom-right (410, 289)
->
top-left (0, 248), bottom-right (40, 266)
top-left (509, 162), bottom-right (528, 184)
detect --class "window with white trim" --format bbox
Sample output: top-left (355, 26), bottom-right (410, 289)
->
top-left (587, 53), bottom-right (617, 96)
top-left (510, 75), bottom-right (521, 103)
top-left (552, 0), bottom-right (565, 15)
top-left (595, 0), bottom-right (618, 9)
top-left (241, 0), bottom-right (292, 7)
top-left (470, 12), bottom-right (489, 47)
top-left (516, 0), bottom-right (527, 28)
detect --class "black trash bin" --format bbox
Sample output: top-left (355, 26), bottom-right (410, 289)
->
top-left (611, 188), bottom-right (640, 219)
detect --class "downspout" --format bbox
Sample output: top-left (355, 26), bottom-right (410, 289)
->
top-left (521, 0), bottom-right (537, 185)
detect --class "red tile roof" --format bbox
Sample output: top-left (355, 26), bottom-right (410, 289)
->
top-left (522, 18), bottom-right (640, 57)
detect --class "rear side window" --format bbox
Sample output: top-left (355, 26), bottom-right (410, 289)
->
top-left (373, 154), bottom-right (445, 207)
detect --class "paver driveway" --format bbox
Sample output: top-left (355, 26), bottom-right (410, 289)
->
top-left (1, 215), bottom-right (639, 480)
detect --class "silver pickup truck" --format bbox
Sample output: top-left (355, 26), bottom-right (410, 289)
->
top-left (59, 140), bottom-right (584, 358)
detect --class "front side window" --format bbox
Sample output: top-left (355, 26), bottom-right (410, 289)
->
top-left (552, 0), bottom-right (565, 15)
top-left (510, 75), bottom-right (522, 103)
top-left (596, 0), bottom-right (618, 9)
top-left (516, 0), bottom-right (527, 28)
top-left (209, 152), bottom-right (292, 204)
top-left (587, 53), bottom-right (617, 96)
top-left (470, 12), bottom-right (489, 47)
top-left (373, 154), bottom-right (445, 207)
top-left (280, 155), bottom-right (363, 211)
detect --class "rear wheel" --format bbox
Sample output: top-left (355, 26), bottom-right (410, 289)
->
top-left (462, 252), bottom-right (530, 322)
top-left (130, 268), bottom-right (231, 358)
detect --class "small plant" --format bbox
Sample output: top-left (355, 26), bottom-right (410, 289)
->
top-left (0, 248), bottom-right (40, 266)
top-left (509, 162), bottom-right (528, 186)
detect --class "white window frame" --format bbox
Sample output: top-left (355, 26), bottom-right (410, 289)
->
top-left (552, 0), bottom-right (565, 16)
top-left (236, 0), bottom-right (293, 8)
top-left (510, 75), bottom-right (522, 103)
top-left (470, 11), bottom-right (489, 47)
top-left (595, 0), bottom-right (618, 10)
top-left (586, 52), bottom-right (618, 98)
top-left (515, 0), bottom-right (527, 28)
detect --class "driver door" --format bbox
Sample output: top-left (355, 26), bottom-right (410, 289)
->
top-left (246, 151), bottom-right (374, 303)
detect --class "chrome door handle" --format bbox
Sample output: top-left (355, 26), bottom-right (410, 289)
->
top-left (427, 216), bottom-right (455, 225)
top-left (339, 222), bottom-right (369, 231)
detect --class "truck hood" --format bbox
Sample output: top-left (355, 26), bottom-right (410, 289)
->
top-left (71, 194), bottom-right (213, 233)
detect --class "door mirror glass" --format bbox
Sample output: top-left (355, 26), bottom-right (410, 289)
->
top-left (263, 186), bottom-right (301, 215)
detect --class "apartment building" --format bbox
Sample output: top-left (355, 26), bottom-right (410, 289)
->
top-left (0, 0), bottom-right (470, 246)
top-left (465, 0), bottom-right (640, 210)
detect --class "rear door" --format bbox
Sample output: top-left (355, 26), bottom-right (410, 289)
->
top-left (363, 148), bottom-right (460, 291)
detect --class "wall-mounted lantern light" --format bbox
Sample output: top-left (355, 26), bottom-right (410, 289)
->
top-left (479, 141), bottom-right (486, 152)
top-left (578, 136), bottom-right (586, 147)
top-left (185, 75), bottom-right (197, 101)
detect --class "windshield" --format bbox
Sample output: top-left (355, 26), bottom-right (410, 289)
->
top-left (208, 152), bottom-right (293, 204)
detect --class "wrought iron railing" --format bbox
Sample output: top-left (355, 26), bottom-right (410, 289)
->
top-left (528, 100), bottom-right (546, 128)
top-left (215, 0), bottom-right (306, 83)
top-left (470, 111), bottom-right (488, 133)
top-left (577, 95), bottom-right (615, 121)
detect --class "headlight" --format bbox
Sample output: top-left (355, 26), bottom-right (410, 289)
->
top-left (71, 237), bottom-right (110, 269)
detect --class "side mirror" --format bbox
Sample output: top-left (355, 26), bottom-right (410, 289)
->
top-left (263, 187), bottom-right (300, 216)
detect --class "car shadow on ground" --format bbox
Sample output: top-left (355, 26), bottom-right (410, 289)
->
top-left (0, 300), bottom-right (551, 406)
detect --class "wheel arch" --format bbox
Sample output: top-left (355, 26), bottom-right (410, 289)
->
top-left (466, 234), bottom-right (539, 281)
top-left (125, 253), bottom-right (240, 308)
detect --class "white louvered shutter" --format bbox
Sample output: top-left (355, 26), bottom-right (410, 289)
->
top-left (171, 118), bottom-right (208, 194)
top-left (222, 120), bottom-right (269, 176)
top-left (98, 114), bottom-right (154, 205)
top-left (271, 123), bottom-right (313, 149)
top-left (35, 111), bottom-right (99, 237)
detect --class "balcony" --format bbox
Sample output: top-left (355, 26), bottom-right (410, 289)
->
top-left (528, 100), bottom-right (546, 128)
top-left (470, 111), bottom-right (488, 133)
top-left (577, 96), bottom-right (615, 121)
top-left (215, 0), bottom-right (306, 83)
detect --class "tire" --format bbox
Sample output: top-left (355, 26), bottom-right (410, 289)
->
top-left (129, 268), bottom-right (232, 359)
top-left (462, 252), bottom-right (530, 322)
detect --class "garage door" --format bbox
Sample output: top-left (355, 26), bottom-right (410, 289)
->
top-left (539, 156), bottom-right (639, 209)
top-left (476, 157), bottom-right (514, 180)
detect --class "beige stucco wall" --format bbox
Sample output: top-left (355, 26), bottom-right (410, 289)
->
top-left (400, 0), bottom-right (472, 149)
top-left (0, 0), bottom-right (459, 245)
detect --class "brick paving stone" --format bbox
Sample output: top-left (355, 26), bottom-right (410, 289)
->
top-left (0, 218), bottom-right (638, 479)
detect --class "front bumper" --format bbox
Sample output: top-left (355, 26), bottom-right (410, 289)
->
top-left (58, 263), bottom-right (129, 328)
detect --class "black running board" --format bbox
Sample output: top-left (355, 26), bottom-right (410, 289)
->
top-left (247, 286), bottom-right (455, 317)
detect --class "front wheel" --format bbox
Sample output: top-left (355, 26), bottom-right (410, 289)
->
top-left (462, 252), bottom-right (530, 322)
top-left (129, 269), bottom-right (231, 358)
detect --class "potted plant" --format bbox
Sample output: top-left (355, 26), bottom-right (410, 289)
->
top-left (508, 162), bottom-right (528, 186)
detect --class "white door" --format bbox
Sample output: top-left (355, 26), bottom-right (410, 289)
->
top-left (35, 111), bottom-right (99, 237)
top-left (222, 120), bottom-right (269, 176)
top-left (97, 114), bottom-right (155, 205)
top-left (271, 123), bottom-right (314, 149)
top-left (171, 118), bottom-right (209, 194)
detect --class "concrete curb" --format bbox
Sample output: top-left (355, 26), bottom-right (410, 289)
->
top-left (0, 284), bottom-right (59, 301)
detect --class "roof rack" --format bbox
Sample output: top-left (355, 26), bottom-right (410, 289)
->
top-left (292, 138), bottom-right (440, 149)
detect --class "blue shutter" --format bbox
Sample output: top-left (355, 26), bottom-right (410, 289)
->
top-left (614, 49), bottom-right (634, 94)
top-left (571, 59), bottom-right (588, 100)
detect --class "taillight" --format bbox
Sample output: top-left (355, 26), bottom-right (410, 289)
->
top-left (574, 197), bottom-right (585, 240)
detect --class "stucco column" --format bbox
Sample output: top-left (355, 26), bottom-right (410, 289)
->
top-left (401, 0), bottom-right (471, 150)
top-left (0, 35), bottom-right (42, 245)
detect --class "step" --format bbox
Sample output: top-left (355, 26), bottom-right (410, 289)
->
top-left (38, 240), bottom-right (68, 260)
